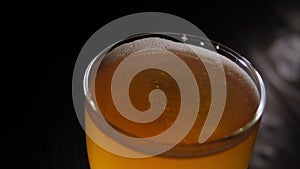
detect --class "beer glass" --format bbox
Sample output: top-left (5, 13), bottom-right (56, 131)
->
top-left (84, 33), bottom-right (266, 169)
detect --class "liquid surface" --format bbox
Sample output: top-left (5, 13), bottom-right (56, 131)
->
top-left (86, 37), bottom-right (260, 169)
top-left (94, 37), bottom-right (259, 146)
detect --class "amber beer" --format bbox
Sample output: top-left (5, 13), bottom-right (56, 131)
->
top-left (84, 34), bottom-right (265, 169)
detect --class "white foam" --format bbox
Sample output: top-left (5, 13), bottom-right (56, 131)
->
top-left (105, 37), bottom-right (257, 93)
top-left (105, 37), bottom-right (193, 58)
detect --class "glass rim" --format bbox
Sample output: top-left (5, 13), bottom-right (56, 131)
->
top-left (83, 32), bottom-right (266, 151)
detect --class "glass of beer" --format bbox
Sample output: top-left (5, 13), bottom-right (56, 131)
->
top-left (84, 33), bottom-right (266, 169)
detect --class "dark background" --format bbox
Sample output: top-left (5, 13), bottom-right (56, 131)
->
top-left (9, 1), bottom-right (300, 169)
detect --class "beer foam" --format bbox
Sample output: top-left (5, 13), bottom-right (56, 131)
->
top-left (104, 37), bottom-right (258, 95)
top-left (105, 37), bottom-right (193, 59)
